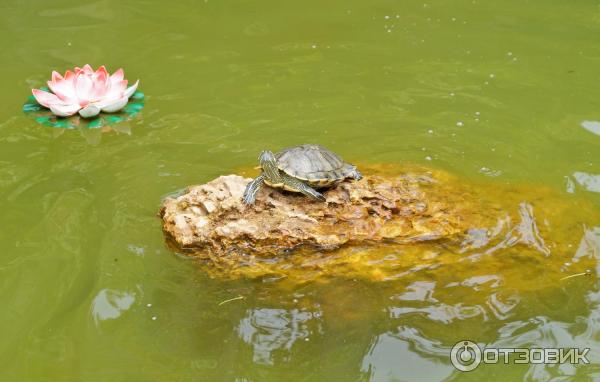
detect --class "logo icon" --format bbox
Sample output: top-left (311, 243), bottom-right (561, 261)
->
top-left (450, 340), bottom-right (482, 371)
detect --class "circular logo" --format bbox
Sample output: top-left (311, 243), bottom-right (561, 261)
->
top-left (450, 340), bottom-right (482, 372)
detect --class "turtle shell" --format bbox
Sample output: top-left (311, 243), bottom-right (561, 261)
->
top-left (275, 144), bottom-right (355, 186)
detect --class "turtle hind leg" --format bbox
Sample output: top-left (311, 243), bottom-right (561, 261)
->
top-left (282, 174), bottom-right (326, 202)
top-left (243, 175), bottom-right (265, 205)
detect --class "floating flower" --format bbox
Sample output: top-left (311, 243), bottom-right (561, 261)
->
top-left (31, 64), bottom-right (139, 118)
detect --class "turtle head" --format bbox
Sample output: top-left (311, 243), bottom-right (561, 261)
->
top-left (259, 150), bottom-right (276, 165)
top-left (349, 165), bottom-right (363, 180)
top-left (259, 150), bottom-right (280, 181)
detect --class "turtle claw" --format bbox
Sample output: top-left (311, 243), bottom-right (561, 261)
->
top-left (242, 193), bottom-right (255, 205)
top-left (313, 191), bottom-right (326, 202)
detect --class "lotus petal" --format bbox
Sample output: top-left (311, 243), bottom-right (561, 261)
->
top-left (64, 70), bottom-right (76, 83)
top-left (75, 72), bottom-right (94, 105)
top-left (47, 73), bottom-right (77, 103)
top-left (100, 96), bottom-right (128, 113)
top-left (90, 70), bottom-right (109, 101)
top-left (93, 67), bottom-right (109, 97)
top-left (95, 65), bottom-right (108, 76)
top-left (123, 80), bottom-right (139, 99)
top-left (110, 68), bottom-right (124, 83)
top-left (102, 79), bottom-right (128, 102)
top-left (49, 103), bottom-right (81, 117)
top-left (82, 64), bottom-right (94, 74)
top-left (47, 81), bottom-right (74, 103)
top-left (78, 104), bottom-right (101, 118)
top-left (51, 71), bottom-right (63, 82)
top-left (32, 88), bottom-right (62, 107)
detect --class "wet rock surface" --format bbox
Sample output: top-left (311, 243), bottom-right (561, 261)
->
top-left (161, 167), bottom-right (472, 256)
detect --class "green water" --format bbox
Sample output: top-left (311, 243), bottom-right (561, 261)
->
top-left (1, 0), bottom-right (600, 381)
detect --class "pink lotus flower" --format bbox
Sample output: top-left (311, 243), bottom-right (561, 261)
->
top-left (32, 64), bottom-right (139, 118)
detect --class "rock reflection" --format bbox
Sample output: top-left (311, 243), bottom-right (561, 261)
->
top-left (237, 307), bottom-right (321, 365)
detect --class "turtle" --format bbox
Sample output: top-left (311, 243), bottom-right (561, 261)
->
top-left (242, 144), bottom-right (363, 205)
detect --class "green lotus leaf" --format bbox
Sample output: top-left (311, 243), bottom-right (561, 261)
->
top-left (23, 89), bottom-right (145, 130)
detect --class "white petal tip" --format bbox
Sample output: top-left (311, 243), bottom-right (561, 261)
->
top-left (100, 97), bottom-right (128, 113)
top-left (49, 104), bottom-right (80, 117)
top-left (78, 105), bottom-right (101, 118)
top-left (124, 80), bottom-right (139, 99)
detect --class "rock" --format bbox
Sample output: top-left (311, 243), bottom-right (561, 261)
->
top-left (160, 164), bottom-right (599, 285)
top-left (160, 167), bottom-right (472, 256)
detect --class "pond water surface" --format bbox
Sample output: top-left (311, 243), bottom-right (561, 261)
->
top-left (1, 0), bottom-right (599, 381)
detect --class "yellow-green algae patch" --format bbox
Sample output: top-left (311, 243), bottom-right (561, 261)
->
top-left (163, 164), bottom-right (599, 289)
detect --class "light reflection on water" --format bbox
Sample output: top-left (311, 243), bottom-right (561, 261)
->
top-left (572, 172), bottom-right (600, 194)
top-left (237, 308), bottom-right (320, 365)
top-left (91, 289), bottom-right (136, 323)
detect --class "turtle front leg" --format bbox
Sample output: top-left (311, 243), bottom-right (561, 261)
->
top-left (243, 175), bottom-right (265, 205)
top-left (281, 174), bottom-right (326, 202)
